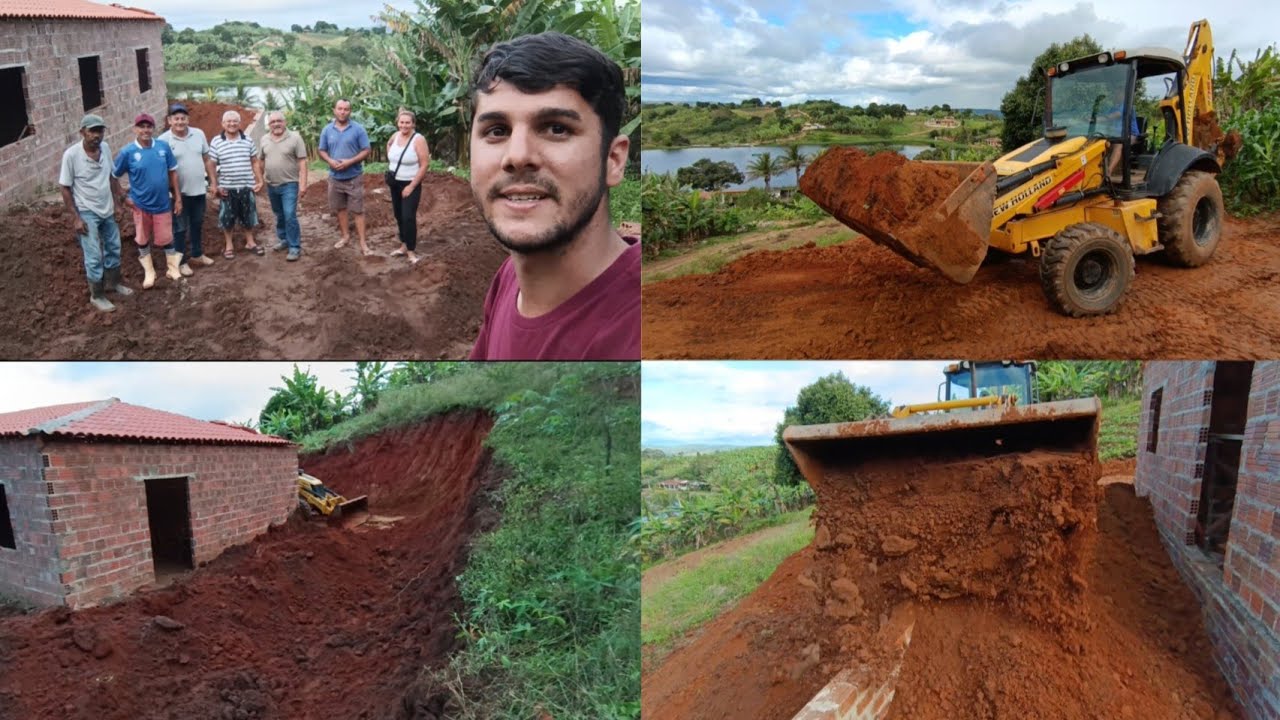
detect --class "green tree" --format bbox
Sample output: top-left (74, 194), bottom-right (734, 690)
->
top-left (258, 365), bottom-right (349, 440)
top-left (675, 158), bottom-right (744, 190)
top-left (1000, 35), bottom-right (1102, 151)
top-left (780, 145), bottom-right (812, 187)
top-left (773, 373), bottom-right (889, 485)
top-left (345, 361), bottom-right (390, 412)
top-left (746, 151), bottom-right (784, 191)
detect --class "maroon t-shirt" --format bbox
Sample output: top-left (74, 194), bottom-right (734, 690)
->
top-left (469, 237), bottom-right (641, 360)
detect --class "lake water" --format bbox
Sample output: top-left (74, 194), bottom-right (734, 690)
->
top-left (641, 144), bottom-right (930, 191)
top-left (168, 85), bottom-right (300, 107)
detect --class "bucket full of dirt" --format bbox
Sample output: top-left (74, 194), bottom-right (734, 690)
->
top-left (798, 148), bottom-right (997, 283)
top-left (783, 398), bottom-right (1101, 633)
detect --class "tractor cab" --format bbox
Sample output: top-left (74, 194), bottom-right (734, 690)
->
top-left (1044, 49), bottom-right (1195, 193)
top-left (940, 361), bottom-right (1038, 405)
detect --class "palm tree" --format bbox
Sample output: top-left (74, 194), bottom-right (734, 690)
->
top-left (781, 145), bottom-right (812, 187)
top-left (746, 151), bottom-right (785, 191)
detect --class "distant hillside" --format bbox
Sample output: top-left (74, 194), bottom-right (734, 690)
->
top-left (642, 443), bottom-right (766, 455)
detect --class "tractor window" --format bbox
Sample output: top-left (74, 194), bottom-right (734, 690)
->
top-left (1139, 70), bottom-right (1179, 143)
top-left (1048, 63), bottom-right (1131, 139)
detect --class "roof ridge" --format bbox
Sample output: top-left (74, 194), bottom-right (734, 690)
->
top-left (27, 398), bottom-right (118, 435)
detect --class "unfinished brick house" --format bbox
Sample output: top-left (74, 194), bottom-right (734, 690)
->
top-left (1137, 361), bottom-right (1280, 720)
top-left (0, 0), bottom-right (166, 207)
top-left (0, 399), bottom-right (296, 609)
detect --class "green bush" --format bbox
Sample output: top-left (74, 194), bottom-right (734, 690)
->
top-left (641, 173), bottom-right (751, 257)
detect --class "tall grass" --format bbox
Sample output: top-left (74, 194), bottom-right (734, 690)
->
top-left (421, 363), bottom-right (640, 720)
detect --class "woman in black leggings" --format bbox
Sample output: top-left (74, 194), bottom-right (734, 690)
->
top-left (386, 109), bottom-right (431, 265)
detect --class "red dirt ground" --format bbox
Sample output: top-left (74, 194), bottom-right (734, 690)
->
top-left (642, 212), bottom-right (1280, 359)
top-left (0, 410), bottom-right (497, 720)
top-left (1, 101), bottom-right (507, 359)
top-left (642, 451), bottom-right (1242, 720)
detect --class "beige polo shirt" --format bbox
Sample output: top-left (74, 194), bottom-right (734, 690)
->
top-left (256, 129), bottom-right (308, 186)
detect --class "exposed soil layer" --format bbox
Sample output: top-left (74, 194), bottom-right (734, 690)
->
top-left (180, 101), bottom-right (256, 140)
top-left (0, 410), bottom-right (497, 720)
top-left (0, 168), bottom-right (506, 359)
top-left (642, 212), bottom-right (1280, 358)
top-left (799, 149), bottom-right (987, 281)
top-left (642, 460), bottom-right (1241, 720)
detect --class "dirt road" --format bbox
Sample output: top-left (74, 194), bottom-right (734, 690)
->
top-left (642, 213), bottom-right (1280, 358)
top-left (0, 410), bottom-right (496, 720)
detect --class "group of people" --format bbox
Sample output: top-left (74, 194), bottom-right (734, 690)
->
top-left (59, 99), bottom-right (432, 310)
top-left (60, 31), bottom-right (639, 359)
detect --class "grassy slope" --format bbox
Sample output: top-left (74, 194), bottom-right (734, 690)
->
top-left (1099, 396), bottom-right (1141, 461)
top-left (642, 509), bottom-right (813, 656)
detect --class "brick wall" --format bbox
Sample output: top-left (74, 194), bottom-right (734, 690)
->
top-left (38, 439), bottom-right (296, 608)
top-left (792, 615), bottom-right (915, 720)
top-left (0, 18), bottom-right (167, 207)
top-left (0, 438), bottom-right (64, 606)
top-left (1137, 361), bottom-right (1280, 720)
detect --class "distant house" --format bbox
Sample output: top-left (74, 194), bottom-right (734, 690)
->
top-left (983, 137), bottom-right (1003, 148)
top-left (0, 399), bottom-right (295, 608)
top-left (0, 0), bottom-right (167, 207)
top-left (801, 123), bottom-right (826, 131)
top-left (658, 479), bottom-right (688, 491)
top-left (925, 116), bottom-right (960, 129)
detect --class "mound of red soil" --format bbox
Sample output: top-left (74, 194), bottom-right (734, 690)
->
top-left (174, 101), bottom-right (256, 139)
top-left (0, 170), bottom-right (506, 359)
top-left (642, 475), bottom-right (1241, 720)
top-left (0, 410), bottom-right (498, 720)
top-left (642, 213), bottom-right (1280, 358)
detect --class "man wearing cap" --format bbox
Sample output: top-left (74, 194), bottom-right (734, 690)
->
top-left (112, 112), bottom-right (183, 289)
top-left (159, 102), bottom-right (213, 275)
top-left (59, 114), bottom-right (133, 312)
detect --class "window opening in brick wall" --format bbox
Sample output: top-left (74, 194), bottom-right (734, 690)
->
top-left (1196, 361), bottom-right (1254, 559)
top-left (144, 477), bottom-right (194, 579)
top-left (135, 48), bottom-right (150, 93)
top-left (78, 56), bottom-right (103, 111)
top-left (0, 486), bottom-right (15, 549)
top-left (1147, 388), bottom-right (1163, 453)
top-left (0, 66), bottom-right (32, 148)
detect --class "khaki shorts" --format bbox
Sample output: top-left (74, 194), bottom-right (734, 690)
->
top-left (327, 176), bottom-right (365, 214)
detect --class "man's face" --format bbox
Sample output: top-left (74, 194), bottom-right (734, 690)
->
top-left (81, 126), bottom-right (105, 150)
top-left (470, 82), bottom-right (627, 254)
top-left (269, 114), bottom-right (286, 136)
top-left (134, 122), bottom-right (154, 144)
top-left (222, 115), bottom-right (241, 135)
top-left (334, 101), bottom-right (351, 123)
top-left (169, 112), bottom-right (190, 134)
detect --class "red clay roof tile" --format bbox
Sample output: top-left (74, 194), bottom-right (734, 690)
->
top-left (0, 399), bottom-right (291, 445)
top-left (0, 0), bottom-right (163, 21)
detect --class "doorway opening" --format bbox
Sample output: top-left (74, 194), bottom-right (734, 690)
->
top-left (144, 477), bottom-right (194, 582)
top-left (1196, 361), bottom-right (1253, 559)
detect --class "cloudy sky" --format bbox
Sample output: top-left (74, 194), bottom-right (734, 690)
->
top-left (146, 0), bottom-right (412, 31)
top-left (642, 361), bottom-right (953, 447)
top-left (642, 0), bottom-right (1273, 108)
top-left (0, 363), bottom-right (357, 427)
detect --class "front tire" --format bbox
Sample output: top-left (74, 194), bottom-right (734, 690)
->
top-left (1039, 223), bottom-right (1135, 317)
top-left (1157, 170), bottom-right (1223, 267)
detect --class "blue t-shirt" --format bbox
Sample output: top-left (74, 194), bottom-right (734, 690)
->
top-left (318, 121), bottom-right (370, 181)
top-left (112, 139), bottom-right (177, 214)
top-left (1106, 104), bottom-right (1140, 136)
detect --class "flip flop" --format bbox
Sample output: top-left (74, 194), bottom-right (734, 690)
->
top-left (334, 239), bottom-right (348, 249)
top-left (223, 250), bottom-right (235, 259)
top-left (408, 256), bottom-right (421, 266)
top-left (248, 245), bottom-right (265, 256)
top-left (361, 247), bottom-right (375, 257)
top-left (390, 249), bottom-right (406, 257)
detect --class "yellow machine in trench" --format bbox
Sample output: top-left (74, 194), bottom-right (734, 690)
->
top-left (297, 471), bottom-right (370, 528)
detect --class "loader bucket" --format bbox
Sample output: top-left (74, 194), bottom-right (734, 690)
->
top-left (783, 398), bottom-right (1100, 492)
top-left (333, 495), bottom-right (370, 529)
top-left (799, 148), bottom-right (997, 283)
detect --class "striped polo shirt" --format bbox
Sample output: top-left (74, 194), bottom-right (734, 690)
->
top-left (209, 131), bottom-right (257, 189)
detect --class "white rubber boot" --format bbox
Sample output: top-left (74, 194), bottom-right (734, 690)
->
top-left (165, 252), bottom-right (182, 280)
top-left (139, 254), bottom-right (156, 289)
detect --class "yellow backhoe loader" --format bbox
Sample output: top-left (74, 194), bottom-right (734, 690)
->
top-left (297, 471), bottom-right (370, 528)
top-left (801, 20), bottom-right (1232, 316)
top-left (890, 360), bottom-right (1037, 417)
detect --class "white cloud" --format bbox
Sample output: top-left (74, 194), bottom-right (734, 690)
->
top-left (643, 0), bottom-right (1275, 107)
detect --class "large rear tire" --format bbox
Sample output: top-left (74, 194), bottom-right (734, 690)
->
top-left (1039, 223), bottom-right (1135, 317)
top-left (1157, 170), bottom-right (1223, 267)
